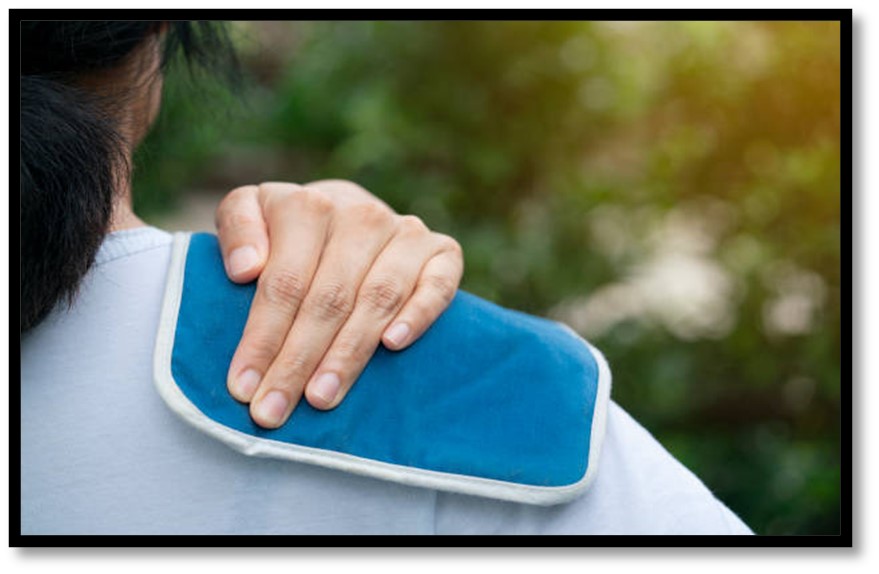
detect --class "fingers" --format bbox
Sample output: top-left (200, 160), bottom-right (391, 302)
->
top-left (226, 183), bottom-right (331, 403)
top-left (219, 179), bottom-right (465, 429)
top-left (382, 235), bottom-right (463, 351)
top-left (216, 185), bottom-right (270, 284)
top-left (246, 202), bottom-right (398, 428)
top-left (302, 217), bottom-right (448, 410)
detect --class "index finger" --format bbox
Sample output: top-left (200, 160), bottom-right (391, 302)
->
top-left (215, 185), bottom-right (270, 284)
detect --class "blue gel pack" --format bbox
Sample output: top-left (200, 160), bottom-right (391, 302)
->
top-left (154, 233), bottom-right (611, 505)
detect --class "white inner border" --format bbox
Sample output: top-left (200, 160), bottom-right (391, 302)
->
top-left (153, 232), bottom-right (612, 506)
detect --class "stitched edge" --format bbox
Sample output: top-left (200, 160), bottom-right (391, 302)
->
top-left (153, 232), bottom-right (612, 506)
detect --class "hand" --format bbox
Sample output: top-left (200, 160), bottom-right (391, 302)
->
top-left (214, 180), bottom-right (463, 428)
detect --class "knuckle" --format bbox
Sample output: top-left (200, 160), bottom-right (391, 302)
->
top-left (258, 181), bottom-right (300, 196)
top-left (327, 334), bottom-right (364, 363)
top-left (224, 184), bottom-right (259, 204)
top-left (299, 188), bottom-right (334, 215)
top-left (260, 270), bottom-right (307, 308)
top-left (398, 214), bottom-right (428, 235)
top-left (240, 334), bottom-right (280, 365)
top-left (424, 273), bottom-right (458, 304)
top-left (219, 211), bottom-right (260, 233)
top-left (276, 351), bottom-right (312, 376)
top-left (307, 283), bottom-right (354, 320)
top-left (406, 296), bottom-right (434, 320)
top-left (259, 182), bottom-right (303, 212)
top-left (216, 186), bottom-right (256, 226)
top-left (439, 234), bottom-right (463, 257)
top-left (360, 278), bottom-right (405, 314)
top-left (348, 202), bottom-right (393, 228)
top-left (305, 179), bottom-right (366, 194)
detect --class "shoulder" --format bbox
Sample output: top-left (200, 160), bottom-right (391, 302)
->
top-left (159, 232), bottom-right (610, 505)
top-left (160, 232), bottom-right (752, 534)
top-left (593, 402), bottom-right (753, 534)
top-left (434, 402), bottom-right (753, 535)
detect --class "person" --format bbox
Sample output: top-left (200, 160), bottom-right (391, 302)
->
top-left (20, 21), bottom-right (463, 428)
top-left (19, 20), bottom-right (753, 535)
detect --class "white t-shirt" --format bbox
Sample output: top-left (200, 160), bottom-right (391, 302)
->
top-left (20, 227), bottom-right (753, 535)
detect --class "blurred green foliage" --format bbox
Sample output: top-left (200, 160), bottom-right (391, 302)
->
top-left (135, 21), bottom-right (842, 535)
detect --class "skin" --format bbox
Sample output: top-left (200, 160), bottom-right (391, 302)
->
top-left (103, 29), bottom-right (464, 429)
top-left (218, 181), bottom-right (462, 425)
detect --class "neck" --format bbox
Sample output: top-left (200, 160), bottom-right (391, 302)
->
top-left (109, 197), bottom-right (147, 231)
top-left (107, 141), bottom-right (147, 232)
top-left (101, 41), bottom-right (163, 234)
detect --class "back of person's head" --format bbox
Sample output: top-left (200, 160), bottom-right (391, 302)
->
top-left (20, 21), bottom-right (237, 333)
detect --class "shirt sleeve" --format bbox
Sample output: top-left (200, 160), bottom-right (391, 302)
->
top-left (433, 401), bottom-right (754, 535)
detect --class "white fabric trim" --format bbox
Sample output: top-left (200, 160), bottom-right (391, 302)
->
top-left (153, 232), bottom-right (612, 506)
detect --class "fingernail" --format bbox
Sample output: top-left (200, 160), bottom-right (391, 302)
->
top-left (228, 246), bottom-right (259, 278)
top-left (253, 390), bottom-right (289, 427)
top-left (385, 322), bottom-right (411, 348)
top-left (311, 372), bottom-right (341, 405)
top-left (232, 369), bottom-right (261, 401)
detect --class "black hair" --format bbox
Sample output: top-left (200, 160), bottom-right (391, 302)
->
top-left (20, 21), bottom-right (239, 332)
